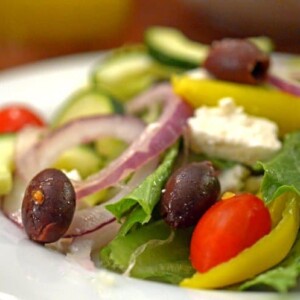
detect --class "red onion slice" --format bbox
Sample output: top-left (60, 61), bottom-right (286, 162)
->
top-left (268, 73), bottom-right (300, 96)
top-left (3, 115), bottom-right (145, 227)
top-left (1, 176), bottom-right (25, 226)
top-left (4, 84), bottom-right (192, 240)
top-left (65, 157), bottom-right (158, 238)
top-left (75, 84), bottom-right (193, 199)
top-left (2, 127), bottom-right (45, 225)
top-left (15, 126), bottom-right (46, 177)
top-left (65, 84), bottom-right (192, 238)
top-left (267, 57), bottom-right (300, 96)
top-left (18, 115), bottom-right (145, 182)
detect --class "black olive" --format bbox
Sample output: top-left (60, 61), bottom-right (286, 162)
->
top-left (204, 38), bottom-right (270, 84)
top-left (21, 168), bottom-right (76, 243)
top-left (160, 161), bottom-right (220, 229)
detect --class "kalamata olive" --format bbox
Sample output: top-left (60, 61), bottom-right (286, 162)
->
top-left (21, 168), bottom-right (76, 243)
top-left (160, 161), bottom-right (220, 229)
top-left (204, 39), bottom-right (270, 85)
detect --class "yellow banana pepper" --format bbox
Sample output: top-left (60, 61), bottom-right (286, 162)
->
top-left (180, 193), bottom-right (300, 289)
top-left (172, 76), bottom-right (300, 136)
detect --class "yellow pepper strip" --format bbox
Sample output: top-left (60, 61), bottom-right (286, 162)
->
top-left (172, 76), bottom-right (300, 136)
top-left (180, 194), bottom-right (300, 289)
top-left (268, 193), bottom-right (289, 228)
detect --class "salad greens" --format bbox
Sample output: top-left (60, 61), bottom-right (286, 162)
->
top-left (100, 220), bottom-right (195, 284)
top-left (260, 132), bottom-right (300, 203)
top-left (106, 144), bottom-right (178, 236)
top-left (102, 125), bottom-right (300, 290)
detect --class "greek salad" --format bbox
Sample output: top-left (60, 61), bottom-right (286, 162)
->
top-left (1, 27), bottom-right (300, 292)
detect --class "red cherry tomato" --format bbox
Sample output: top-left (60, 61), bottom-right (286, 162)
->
top-left (190, 193), bottom-right (271, 273)
top-left (0, 105), bottom-right (45, 133)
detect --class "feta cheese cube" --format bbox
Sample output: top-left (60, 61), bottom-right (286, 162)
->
top-left (188, 98), bottom-right (282, 165)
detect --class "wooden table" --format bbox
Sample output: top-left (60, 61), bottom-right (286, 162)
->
top-left (0, 0), bottom-right (299, 70)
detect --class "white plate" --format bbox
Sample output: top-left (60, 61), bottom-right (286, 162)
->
top-left (0, 53), bottom-right (299, 300)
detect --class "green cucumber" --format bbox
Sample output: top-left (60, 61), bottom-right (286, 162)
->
top-left (95, 137), bottom-right (127, 162)
top-left (53, 145), bottom-right (113, 206)
top-left (53, 145), bottom-right (103, 179)
top-left (248, 36), bottom-right (274, 53)
top-left (91, 45), bottom-right (180, 101)
top-left (0, 134), bottom-right (16, 195)
top-left (52, 86), bottom-right (123, 127)
top-left (145, 26), bottom-right (209, 69)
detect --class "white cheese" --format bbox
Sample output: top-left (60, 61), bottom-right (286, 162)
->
top-left (188, 98), bottom-right (282, 165)
top-left (218, 165), bottom-right (250, 194)
top-left (62, 169), bottom-right (81, 181)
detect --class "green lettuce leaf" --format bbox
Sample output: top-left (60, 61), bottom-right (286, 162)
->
top-left (239, 231), bottom-right (300, 292)
top-left (106, 144), bottom-right (178, 235)
top-left (260, 132), bottom-right (300, 204)
top-left (100, 220), bottom-right (195, 284)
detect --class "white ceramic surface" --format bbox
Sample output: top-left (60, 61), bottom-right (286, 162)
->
top-left (0, 53), bottom-right (299, 300)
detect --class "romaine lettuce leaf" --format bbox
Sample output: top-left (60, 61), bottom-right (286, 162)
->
top-left (260, 132), bottom-right (300, 203)
top-left (106, 144), bottom-right (178, 235)
top-left (100, 220), bottom-right (195, 284)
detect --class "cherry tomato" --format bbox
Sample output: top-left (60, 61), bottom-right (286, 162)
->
top-left (190, 193), bottom-right (271, 273)
top-left (0, 105), bottom-right (45, 133)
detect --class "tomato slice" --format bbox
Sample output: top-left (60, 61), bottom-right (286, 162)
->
top-left (190, 193), bottom-right (272, 273)
top-left (0, 105), bottom-right (45, 133)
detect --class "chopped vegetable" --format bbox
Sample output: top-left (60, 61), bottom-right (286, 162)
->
top-left (239, 230), bottom-right (300, 292)
top-left (260, 131), bottom-right (300, 203)
top-left (173, 76), bottom-right (300, 136)
top-left (145, 26), bottom-right (209, 69)
top-left (91, 45), bottom-right (179, 101)
top-left (0, 134), bottom-right (16, 195)
top-left (190, 193), bottom-right (271, 273)
top-left (107, 144), bottom-right (178, 236)
top-left (0, 105), bottom-right (45, 133)
top-left (181, 193), bottom-right (300, 289)
top-left (52, 145), bottom-right (103, 179)
top-left (100, 220), bottom-right (195, 284)
top-left (52, 86), bottom-right (123, 127)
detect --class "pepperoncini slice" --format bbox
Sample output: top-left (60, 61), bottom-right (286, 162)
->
top-left (172, 76), bottom-right (300, 136)
top-left (180, 193), bottom-right (300, 289)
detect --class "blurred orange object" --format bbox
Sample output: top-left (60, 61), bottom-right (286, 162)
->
top-left (0, 0), bottom-right (133, 44)
top-left (0, 0), bottom-right (133, 69)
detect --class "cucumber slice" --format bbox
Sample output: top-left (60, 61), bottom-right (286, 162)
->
top-left (0, 134), bottom-right (16, 195)
top-left (145, 26), bottom-right (209, 69)
top-left (82, 189), bottom-right (109, 207)
top-left (91, 45), bottom-right (180, 101)
top-left (248, 36), bottom-right (274, 53)
top-left (95, 137), bottom-right (127, 162)
top-left (53, 145), bottom-right (103, 179)
top-left (52, 86), bottom-right (123, 127)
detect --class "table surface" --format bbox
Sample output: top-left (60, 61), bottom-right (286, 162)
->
top-left (0, 0), bottom-right (299, 71)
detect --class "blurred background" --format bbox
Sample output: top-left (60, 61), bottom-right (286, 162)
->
top-left (0, 0), bottom-right (299, 70)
